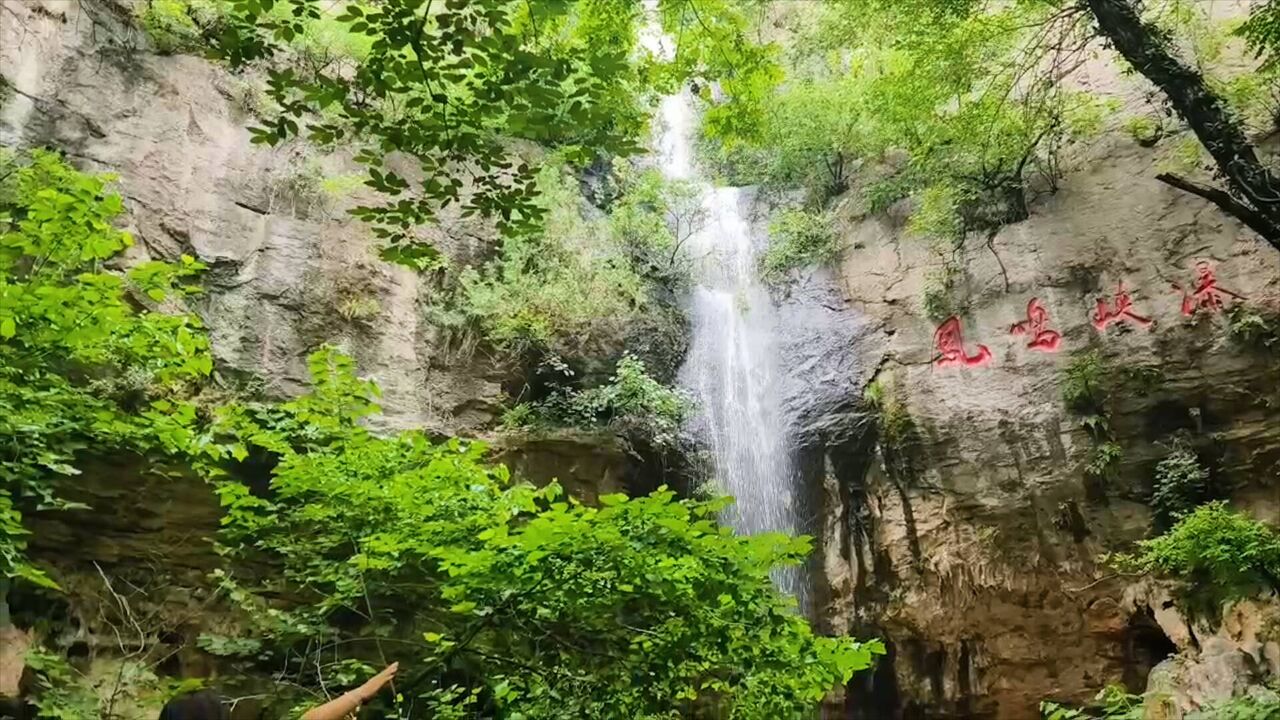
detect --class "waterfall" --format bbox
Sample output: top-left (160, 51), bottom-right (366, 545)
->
top-left (643, 9), bottom-right (806, 602)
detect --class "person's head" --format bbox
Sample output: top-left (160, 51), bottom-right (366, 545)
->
top-left (158, 690), bottom-right (229, 720)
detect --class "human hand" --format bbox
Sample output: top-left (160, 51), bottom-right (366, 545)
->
top-left (358, 662), bottom-right (398, 701)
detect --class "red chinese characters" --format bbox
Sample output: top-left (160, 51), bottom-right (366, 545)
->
top-left (934, 316), bottom-right (992, 368)
top-left (1175, 260), bottom-right (1243, 316)
top-left (1009, 298), bottom-right (1062, 352)
top-left (1091, 282), bottom-right (1153, 331)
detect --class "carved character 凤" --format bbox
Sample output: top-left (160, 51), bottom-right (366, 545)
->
top-left (934, 316), bottom-right (992, 368)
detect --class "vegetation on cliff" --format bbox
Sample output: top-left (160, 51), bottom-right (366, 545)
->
top-left (699, 0), bottom-right (1280, 260)
top-left (427, 158), bottom-right (697, 386)
top-left (160, 0), bottom-right (772, 265)
top-left (1114, 502), bottom-right (1280, 617)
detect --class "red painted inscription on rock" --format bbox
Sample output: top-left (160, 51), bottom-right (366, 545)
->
top-left (1009, 298), bottom-right (1062, 352)
top-left (934, 316), bottom-right (992, 368)
top-left (1091, 282), bottom-right (1153, 331)
top-left (1175, 260), bottom-right (1243, 316)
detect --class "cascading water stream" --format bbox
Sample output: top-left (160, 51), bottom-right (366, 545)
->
top-left (643, 12), bottom-right (805, 602)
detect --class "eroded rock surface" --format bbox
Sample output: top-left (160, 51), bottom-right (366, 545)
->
top-left (821, 124), bottom-right (1280, 718)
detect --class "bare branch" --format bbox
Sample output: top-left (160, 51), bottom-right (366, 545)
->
top-left (1156, 173), bottom-right (1280, 251)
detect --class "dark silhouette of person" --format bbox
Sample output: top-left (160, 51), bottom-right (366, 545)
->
top-left (157, 691), bottom-right (227, 720)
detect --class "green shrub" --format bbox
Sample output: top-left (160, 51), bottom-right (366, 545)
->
top-left (209, 349), bottom-right (884, 717)
top-left (608, 166), bottom-right (700, 289)
top-left (1059, 351), bottom-right (1128, 491)
top-left (705, 4), bottom-right (1110, 238)
top-left (337, 295), bottom-right (381, 323)
top-left (862, 379), bottom-right (885, 410)
top-left (1151, 442), bottom-right (1213, 528)
top-left (578, 355), bottom-right (689, 448)
top-left (920, 264), bottom-right (958, 322)
top-left (447, 160), bottom-right (695, 367)
top-left (759, 208), bottom-right (839, 282)
top-left (505, 355), bottom-right (689, 450)
top-left (1227, 305), bottom-right (1280, 350)
top-left (909, 184), bottom-right (967, 243)
top-left (1187, 691), bottom-right (1280, 720)
top-left (1213, 69), bottom-right (1280, 137)
top-left (1041, 686), bottom-right (1146, 719)
top-left (1086, 441), bottom-right (1123, 478)
top-left (320, 172), bottom-right (366, 200)
top-left (1123, 115), bottom-right (1164, 146)
top-left (1120, 364), bottom-right (1165, 392)
top-left (693, 131), bottom-right (772, 189)
top-left (1113, 502), bottom-right (1280, 613)
top-left (24, 645), bottom-right (198, 718)
top-left (137, 0), bottom-right (224, 55)
top-left (861, 170), bottom-right (917, 214)
top-left (0, 151), bottom-right (211, 591)
top-left (867, 380), bottom-right (921, 484)
top-left (1062, 351), bottom-right (1107, 414)
top-left (700, 77), bottom-right (865, 202)
top-left (24, 647), bottom-right (100, 718)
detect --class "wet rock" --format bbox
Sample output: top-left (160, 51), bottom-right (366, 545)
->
top-left (774, 267), bottom-right (885, 447)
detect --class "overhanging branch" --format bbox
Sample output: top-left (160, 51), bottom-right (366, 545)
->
top-left (1155, 173), bottom-right (1280, 251)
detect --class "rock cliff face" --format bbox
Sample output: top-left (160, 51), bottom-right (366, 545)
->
top-left (813, 119), bottom-right (1280, 718)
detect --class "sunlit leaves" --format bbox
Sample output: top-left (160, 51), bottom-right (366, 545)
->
top-left (1113, 501), bottom-right (1280, 606)
top-left (710, 0), bottom-right (1102, 237)
top-left (213, 349), bottom-right (884, 717)
top-left (443, 158), bottom-right (650, 354)
top-left (192, 0), bottom-right (775, 264)
top-left (0, 151), bottom-right (212, 588)
top-left (198, 0), bottom-right (662, 260)
top-left (1238, 1), bottom-right (1280, 72)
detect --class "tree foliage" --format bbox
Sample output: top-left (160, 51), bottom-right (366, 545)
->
top-left (702, 0), bottom-right (1103, 238)
top-left (1150, 441), bottom-right (1214, 529)
top-left (1113, 502), bottom-right (1280, 614)
top-left (0, 151), bottom-right (211, 591)
top-left (703, 0), bottom-right (1280, 248)
top-left (1084, 0), bottom-right (1280, 247)
top-left (190, 0), bottom-right (771, 266)
top-left (444, 160), bottom-right (650, 357)
top-left (759, 208), bottom-right (839, 283)
top-left (5, 154), bottom-right (880, 717)
top-left (1239, 1), bottom-right (1280, 73)
top-left (211, 347), bottom-right (883, 718)
top-left (503, 354), bottom-right (690, 450)
top-left (427, 158), bottom-right (696, 390)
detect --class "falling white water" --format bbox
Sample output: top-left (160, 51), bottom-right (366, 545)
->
top-left (643, 5), bottom-right (805, 600)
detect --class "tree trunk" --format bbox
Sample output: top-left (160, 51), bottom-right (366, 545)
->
top-left (1085, 0), bottom-right (1280, 250)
